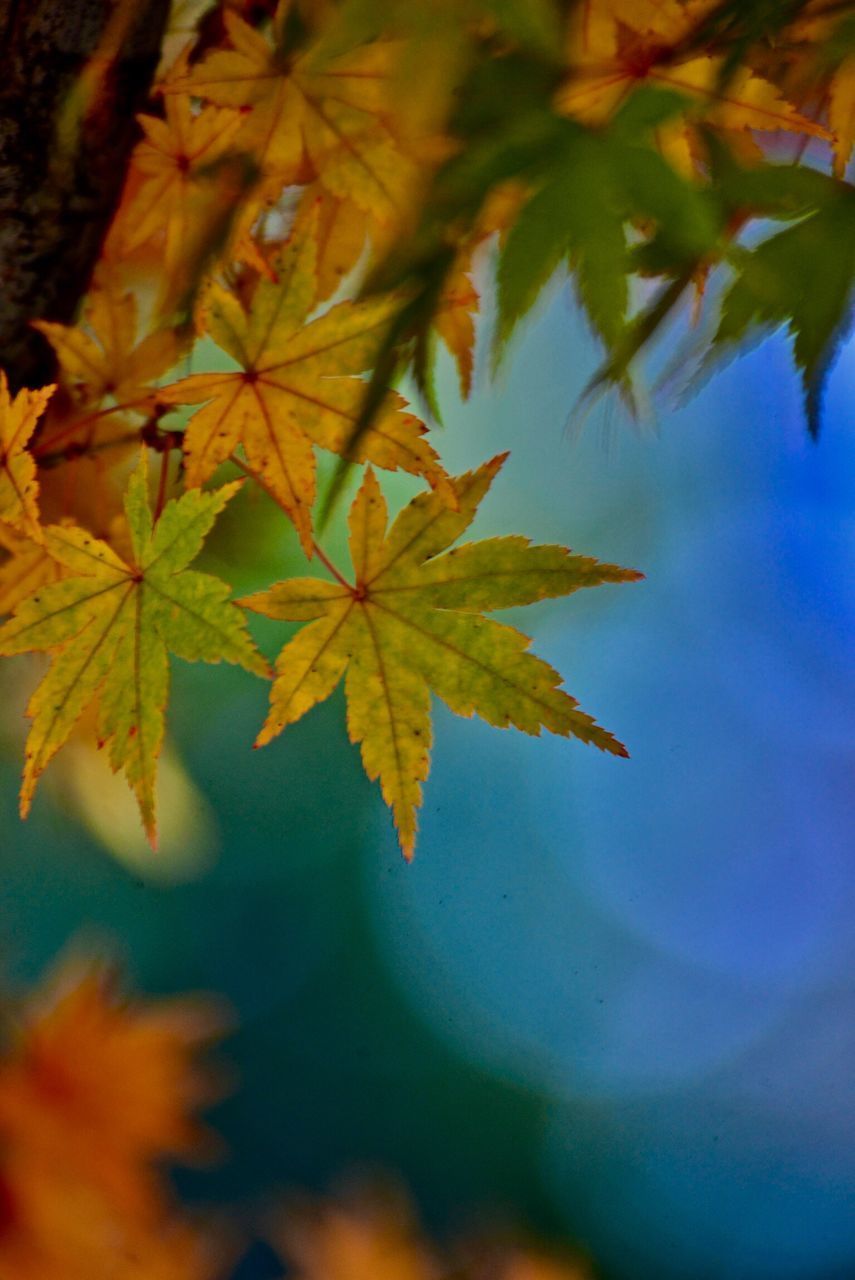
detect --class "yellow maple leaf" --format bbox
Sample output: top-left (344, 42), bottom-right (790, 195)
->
top-left (164, 11), bottom-right (417, 223)
top-left (291, 184), bottom-right (371, 306)
top-left (31, 279), bottom-right (184, 511)
top-left (34, 277), bottom-right (180, 414)
top-left (242, 455), bottom-right (641, 858)
top-left (158, 227), bottom-right (450, 555)
top-left (0, 374), bottom-right (54, 542)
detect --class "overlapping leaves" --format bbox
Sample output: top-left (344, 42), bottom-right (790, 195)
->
top-left (164, 10), bottom-right (416, 221)
top-left (1, 0), bottom-right (852, 857)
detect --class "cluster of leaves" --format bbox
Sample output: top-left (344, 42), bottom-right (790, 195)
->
top-left (1, 0), bottom-right (852, 856)
top-left (0, 947), bottom-right (597, 1277)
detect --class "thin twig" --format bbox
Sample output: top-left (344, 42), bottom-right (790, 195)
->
top-left (36, 429), bottom-right (144, 469)
top-left (153, 448), bottom-right (171, 522)
top-left (33, 399), bottom-right (152, 458)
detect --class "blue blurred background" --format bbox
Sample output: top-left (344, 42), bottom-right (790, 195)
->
top-left (1, 281), bottom-right (853, 1279)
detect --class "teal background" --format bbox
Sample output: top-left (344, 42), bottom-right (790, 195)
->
top-left (1, 282), bottom-right (853, 1279)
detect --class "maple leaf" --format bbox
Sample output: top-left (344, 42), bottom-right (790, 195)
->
top-left (712, 181), bottom-right (855, 436)
top-left (0, 374), bottom-right (54, 541)
top-left (26, 275), bottom-right (182, 521)
top-left (33, 277), bottom-right (181, 419)
top-left (558, 0), bottom-right (833, 142)
top-left (242, 454), bottom-right (642, 858)
top-left (0, 952), bottom-right (223, 1224)
top-left (432, 181), bottom-right (527, 400)
top-left (0, 458), bottom-right (269, 844)
top-left (291, 182), bottom-right (372, 307)
top-left (164, 11), bottom-right (416, 222)
top-left (804, 11), bottom-right (855, 176)
top-left (435, 271), bottom-right (480, 400)
top-left (114, 97), bottom-right (245, 276)
top-left (828, 55), bottom-right (855, 176)
top-left (158, 227), bottom-right (451, 554)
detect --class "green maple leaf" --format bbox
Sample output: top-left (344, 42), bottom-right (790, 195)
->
top-left (0, 457), bottom-right (269, 843)
top-left (713, 183), bottom-right (855, 437)
top-left (242, 454), bottom-right (642, 858)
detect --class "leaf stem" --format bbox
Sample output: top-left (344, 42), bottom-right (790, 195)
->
top-left (310, 538), bottom-right (351, 590)
top-left (227, 451), bottom-right (352, 588)
top-left (227, 450), bottom-right (279, 502)
top-left (36, 429), bottom-right (144, 469)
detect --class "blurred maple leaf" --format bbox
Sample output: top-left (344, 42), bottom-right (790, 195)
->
top-left (0, 951), bottom-right (228, 1278)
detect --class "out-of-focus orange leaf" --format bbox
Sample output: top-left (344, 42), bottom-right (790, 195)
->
top-left (0, 954), bottom-right (225, 1224)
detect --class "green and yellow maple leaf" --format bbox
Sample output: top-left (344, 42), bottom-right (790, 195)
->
top-left (241, 454), bottom-right (642, 858)
top-left (0, 373), bottom-right (54, 542)
top-left (158, 226), bottom-right (450, 554)
top-left (0, 458), bottom-right (269, 843)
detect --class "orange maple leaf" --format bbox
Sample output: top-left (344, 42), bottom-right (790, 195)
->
top-left (559, 0), bottom-right (833, 143)
top-left (113, 97), bottom-right (244, 278)
top-left (0, 954), bottom-right (223, 1224)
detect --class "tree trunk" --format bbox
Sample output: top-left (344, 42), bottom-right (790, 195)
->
top-left (0, 0), bottom-right (170, 390)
